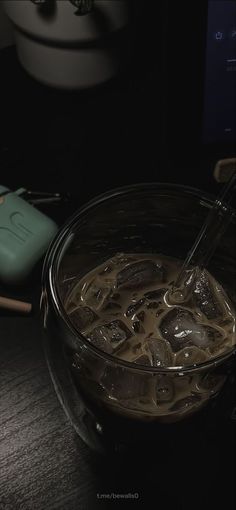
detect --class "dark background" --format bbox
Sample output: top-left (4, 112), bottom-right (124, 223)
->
top-left (0, 1), bottom-right (235, 509)
top-left (1, 1), bottom-right (235, 200)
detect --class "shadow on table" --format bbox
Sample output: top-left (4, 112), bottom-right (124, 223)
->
top-left (80, 387), bottom-right (235, 509)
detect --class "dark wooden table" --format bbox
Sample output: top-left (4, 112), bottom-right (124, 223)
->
top-left (0, 278), bottom-right (235, 510)
top-left (0, 22), bottom-right (235, 508)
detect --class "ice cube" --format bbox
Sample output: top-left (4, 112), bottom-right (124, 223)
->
top-left (126, 299), bottom-right (147, 334)
top-left (69, 305), bottom-right (98, 332)
top-left (117, 260), bottom-right (164, 290)
top-left (132, 321), bottom-right (145, 334)
top-left (87, 320), bottom-right (132, 354)
top-left (193, 270), bottom-right (222, 320)
top-left (144, 288), bottom-right (166, 301)
top-left (159, 307), bottom-right (208, 352)
top-left (101, 365), bottom-right (146, 400)
top-left (175, 346), bottom-right (208, 366)
top-left (142, 288), bottom-right (166, 319)
top-left (81, 277), bottom-right (115, 311)
top-left (145, 338), bottom-right (173, 367)
top-left (197, 325), bottom-right (225, 353)
top-left (156, 376), bottom-right (175, 403)
top-left (126, 298), bottom-right (146, 318)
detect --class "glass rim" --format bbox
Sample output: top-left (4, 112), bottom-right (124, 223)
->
top-left (43, 182), bottom-right (236, 375)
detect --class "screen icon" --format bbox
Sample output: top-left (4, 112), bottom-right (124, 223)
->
top-left (215, 31), bottom-right (224, 41)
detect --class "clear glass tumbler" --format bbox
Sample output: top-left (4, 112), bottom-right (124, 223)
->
top-left (41, 184), bottom-right (236, 453)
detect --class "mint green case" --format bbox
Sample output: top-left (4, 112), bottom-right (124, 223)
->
top-left (0, 187), bottom-right (58, 283)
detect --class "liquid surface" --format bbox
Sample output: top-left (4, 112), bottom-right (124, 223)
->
top-left (65, 253), bottom-right (236, 368)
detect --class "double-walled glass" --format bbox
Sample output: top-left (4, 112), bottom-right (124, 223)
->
top-left (41, 184), bottom-right (236, 453)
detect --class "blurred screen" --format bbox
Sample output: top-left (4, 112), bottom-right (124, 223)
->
top-left (203, 0), bottom-right (236, 143)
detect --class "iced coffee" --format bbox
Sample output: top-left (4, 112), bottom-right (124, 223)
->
top-left (65, 253), bottom-right (236, 422)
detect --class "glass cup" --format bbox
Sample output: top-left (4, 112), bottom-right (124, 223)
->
top-left (41, 184), bottom-right (236, 453)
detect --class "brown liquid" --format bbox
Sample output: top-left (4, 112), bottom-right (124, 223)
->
top-left (64, 254), bottom-right (236, 421)
top-left (66, 253), bottom-right (235, 363)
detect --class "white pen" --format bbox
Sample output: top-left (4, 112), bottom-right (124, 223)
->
top-left (0, 296), bottom-right (32, 314)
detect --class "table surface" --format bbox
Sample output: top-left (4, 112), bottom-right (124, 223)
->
top-left (0, 262), bottom-right (235, 510)
top-left (0, 35), bottom-right (235, 510)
